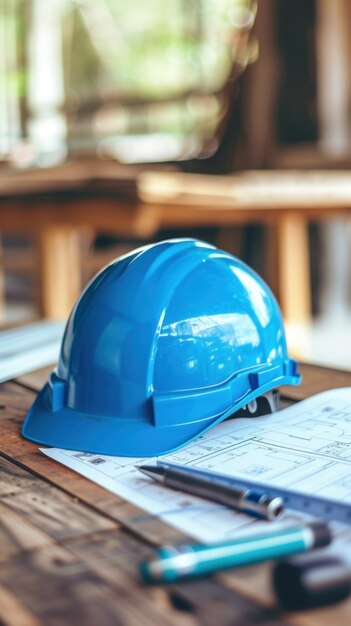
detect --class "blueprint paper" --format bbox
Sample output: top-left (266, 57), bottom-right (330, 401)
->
top-left (41, 388), bottom-right (351, 544)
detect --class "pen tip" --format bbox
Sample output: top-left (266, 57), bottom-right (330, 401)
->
top-left (138, 464), bottom-right (165, 481)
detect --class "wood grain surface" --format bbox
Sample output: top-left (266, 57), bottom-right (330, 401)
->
top-left (0, 363), bottom-right (350, 625)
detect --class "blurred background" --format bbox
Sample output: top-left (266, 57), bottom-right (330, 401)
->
top-left (0, 0), bottom-right (351, 369)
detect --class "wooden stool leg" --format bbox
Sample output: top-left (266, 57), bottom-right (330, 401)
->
top-left (37, 226), bottom-right (82, 320)
top-left (277, 215), bottom-right (312, 325)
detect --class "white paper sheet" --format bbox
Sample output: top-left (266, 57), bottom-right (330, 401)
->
top-left (41, 388), bottom-right (351, 545)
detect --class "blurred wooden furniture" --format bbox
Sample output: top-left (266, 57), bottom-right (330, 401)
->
top-left (1, 163), bottom-right (351, 321)
top-left (0, 361), bottom-right (350, 625)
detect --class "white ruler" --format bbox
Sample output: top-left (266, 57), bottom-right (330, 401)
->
top-left (162, 462), bottom-right (351, 526)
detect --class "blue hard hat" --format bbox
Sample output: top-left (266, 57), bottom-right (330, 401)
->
top-left (22, 238), bottom-right (300, 456)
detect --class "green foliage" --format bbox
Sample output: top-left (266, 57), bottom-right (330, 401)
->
top-left (63, 0), bottom-right (250, 97)
top-left (0, 0), bottom-right (253, 149)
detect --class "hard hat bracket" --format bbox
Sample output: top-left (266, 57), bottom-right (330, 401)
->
top-left (48, 372), bottom-right (66, 412)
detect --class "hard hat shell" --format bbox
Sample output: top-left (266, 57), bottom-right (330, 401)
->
top-left (22, 239), bottom-right (300, 456)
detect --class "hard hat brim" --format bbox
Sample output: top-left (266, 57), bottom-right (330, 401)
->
top-left (22, 382), bottom-right (220, 457)
top-left (22, 369), bottom-right (300, 457)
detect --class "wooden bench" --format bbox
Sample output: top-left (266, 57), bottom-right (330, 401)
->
top-left (1, 164), bottom-right (351, 323)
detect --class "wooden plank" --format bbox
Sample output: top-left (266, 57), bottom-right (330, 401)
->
top-left (138, 170), bottom-right (351, 209)
top-left (284, 601), bottom-right (351, 626)
top-left (0, 453), bottom-right (117, 543)
top-left (0, 454), bottom-right (40, 496)
top-left (2, 483), bottom-right (117, 542)
top-left (0, 533), bottom-right (280, 626)
top-left (0, 500), bottom-right (52, 561)
top-left (0, 197), bottom-right (158, 237)
top-left (0, 384), bottom-right (43, 459)
top-left (280, 362), bottom-right (351, 400)
top-left (16, 365), bottom-right (53, 391)
top-left (0, 542), bottom-right (179, 626)
top-left (0, 584), bottom-right (42, 626)
top-left (0, 160), bottom-right (140, 197)
top-left (0, 379), bottom-right (33, 400)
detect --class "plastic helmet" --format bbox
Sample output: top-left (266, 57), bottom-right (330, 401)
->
top-left (22, 238), bottom-right (300, 456)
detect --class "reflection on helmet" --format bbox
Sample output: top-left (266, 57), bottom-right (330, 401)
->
top-left (22, 238), bottom-right (300, 456)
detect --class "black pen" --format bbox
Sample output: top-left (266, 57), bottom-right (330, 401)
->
top-left (138, 462), bottom-right (284, 521)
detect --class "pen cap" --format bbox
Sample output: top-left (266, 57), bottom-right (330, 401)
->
top-left (273, 553), bottom-right (351, 610)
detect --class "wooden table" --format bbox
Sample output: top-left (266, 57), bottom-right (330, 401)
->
top-left (0, 362), bottom-right (351, 626)
top-left (2, 164), bottom-right (351, 323)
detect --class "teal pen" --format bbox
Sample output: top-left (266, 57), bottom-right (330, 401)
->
top-left (140, 521), bottom-right (331, 583)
